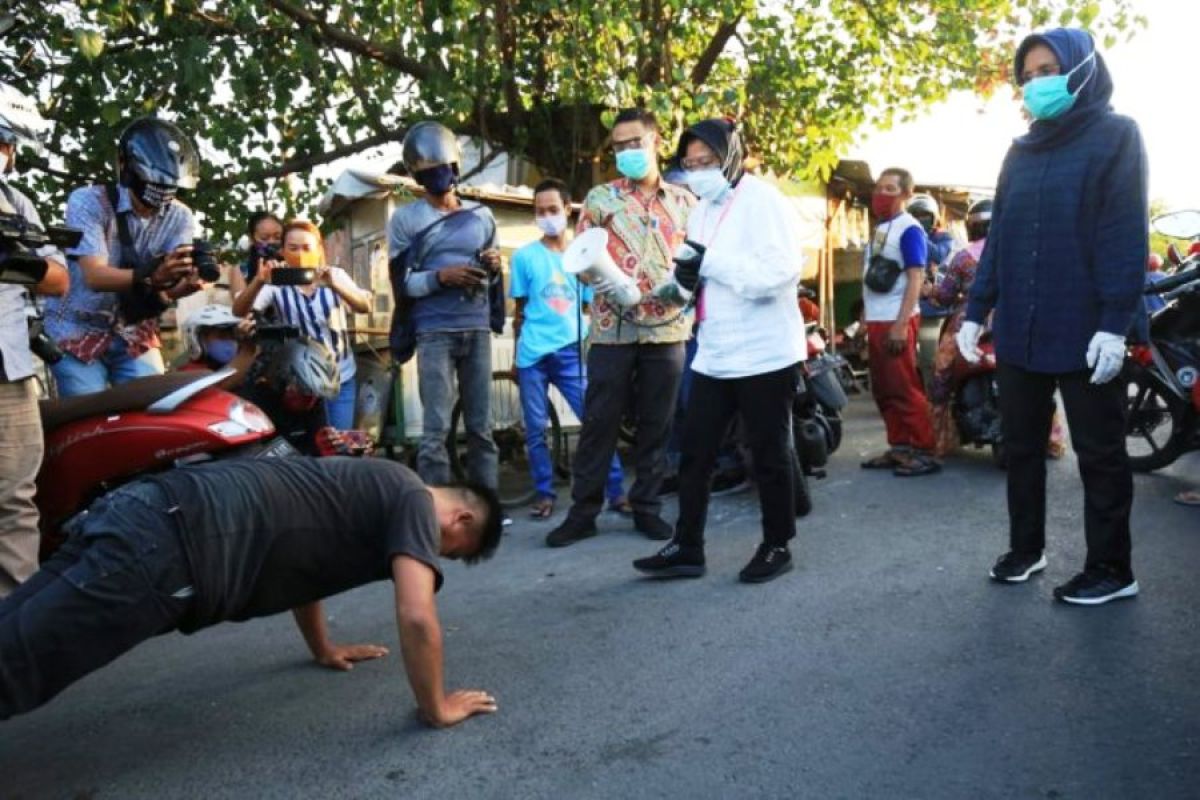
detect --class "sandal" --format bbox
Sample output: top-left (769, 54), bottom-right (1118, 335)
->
top-left (861, 451), bottom-right (902, 470)
top-left (893, 454), bottom-right (943, 477)
top-left (608, 496), bottom-right (634, 516)
top-left (1174, 489), bottom-right (1200, 507)
top-left (529, 497), bottom-right (555, 519)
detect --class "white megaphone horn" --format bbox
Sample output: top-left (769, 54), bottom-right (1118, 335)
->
top-left (563, 228), bottom-right (643, 307)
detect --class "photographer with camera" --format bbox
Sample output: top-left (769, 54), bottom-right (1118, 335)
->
top-left (232, 219), bottom-right (371, 430)
top-left (228, 211), bottom-right (283, 301)
top-left (0, 83), bottom-right (69, 597)
top-left (44, 116), bottom-right (206, 398)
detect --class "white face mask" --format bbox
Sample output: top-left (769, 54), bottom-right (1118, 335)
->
top-left (685, 167), bottom-right (730, 202)
top-left (535, 212), bottom-right (568, 237)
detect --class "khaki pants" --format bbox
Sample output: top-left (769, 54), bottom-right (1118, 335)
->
top-left (0, 379), bottom-right (43, 598)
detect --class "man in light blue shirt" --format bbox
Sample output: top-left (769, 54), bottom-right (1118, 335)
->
top-left (511, 179), bottom-right (625, 519)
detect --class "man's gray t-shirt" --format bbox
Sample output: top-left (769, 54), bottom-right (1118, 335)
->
top-left (0, 180), bottom-right (65, 381)
top-left (150, 457), bottom-right (442, 633)
top-left (387, 198), bottom-right (498, 334)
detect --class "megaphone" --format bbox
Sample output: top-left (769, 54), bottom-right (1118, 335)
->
top-left (563, 228), bottom-right (642, 307)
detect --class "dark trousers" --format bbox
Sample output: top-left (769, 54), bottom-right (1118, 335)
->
top-left (676, 364), bottom-right (799, 550)
top-left (0, 482), bottom-right (192, 719)
top-left (996, 362), bottom-right (1134, 575)
top-left (567, 342), bottom-right (685, 521)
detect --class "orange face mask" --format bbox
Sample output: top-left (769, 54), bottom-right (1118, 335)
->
top-left (284, 249), bottom-right (321, 268)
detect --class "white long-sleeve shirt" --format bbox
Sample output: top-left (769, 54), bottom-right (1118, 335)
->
top-left (688, 174), bottom-right (807, 379)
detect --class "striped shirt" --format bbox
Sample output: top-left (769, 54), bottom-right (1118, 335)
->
top-left (252, 267), bottom-right (361, 381)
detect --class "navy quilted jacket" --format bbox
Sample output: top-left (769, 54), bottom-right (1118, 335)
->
top-left (965, 28), bottom-right (1148, 374)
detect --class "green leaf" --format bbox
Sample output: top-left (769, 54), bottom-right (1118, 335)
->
top-left (74, 29), bottom-right (106, 60)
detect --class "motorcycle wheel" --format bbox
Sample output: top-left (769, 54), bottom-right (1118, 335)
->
top-left (1123, 364), bottom-right (1189, 473)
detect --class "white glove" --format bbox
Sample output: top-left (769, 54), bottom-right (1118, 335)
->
top-left (1086, 331), bottom-right (1126, 385)
top-left (956, 320), bottom-right (984, 364)
top-left (592, 275), bottom-right (641, 308)
top-left (591, 275), bottom-right (617, 297)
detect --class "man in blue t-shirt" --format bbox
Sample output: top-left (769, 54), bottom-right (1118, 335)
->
top-left (511, 179), bottom-right (626, 519)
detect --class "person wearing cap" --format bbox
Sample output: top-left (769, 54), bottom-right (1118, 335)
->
top-left (633, 117), bottom-right (806, 584)
top-left (544, 108), bottom-right (694, 548)
top-left (45, 117), bottom-right (204, 398)
top-left (958, 28), bottom-right (1148, 605)
top-left (387, 121), bottom-right (503, 491)
top-left (0, 83), bottom-right (69, 597)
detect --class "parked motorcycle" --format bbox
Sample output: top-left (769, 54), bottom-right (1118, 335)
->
top-left (945, 323), bottom-right (1006, 467)
top-left (1122, 209), bottom-right (1200, 472)
top-left (793, 316), bottom-right (849, 479)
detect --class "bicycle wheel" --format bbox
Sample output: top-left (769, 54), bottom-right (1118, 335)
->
top-left (447, 370), bottom-right (563, 509)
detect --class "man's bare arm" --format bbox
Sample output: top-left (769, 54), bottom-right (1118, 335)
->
top-left (292, 601), bottom-right (389, 671)
top-left (392, 555), bottom-right (497, 728)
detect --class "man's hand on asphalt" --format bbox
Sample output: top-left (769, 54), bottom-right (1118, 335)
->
top-left (423, 689), bottom-right (499, 728)
top-left (315, 642), bottom-right (390, 671)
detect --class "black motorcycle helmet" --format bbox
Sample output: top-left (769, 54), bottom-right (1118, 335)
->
top-left (966, 198), bottom-right (993, 242)
top-left (117, 117), bottom-right (200, 209)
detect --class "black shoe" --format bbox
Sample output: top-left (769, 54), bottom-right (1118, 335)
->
top-left (545, 517), bottom-right (597, 548)
top-left (633, 513), bottom-right (673, 541)
top-left (738, 544), bottom-right (793, 584)
top-left (989, 551), bottom-right (1047, 583)
top-left (1054, 567), bottom-right (1139, 606)
top-left (633, 541), bottom-right (706, 578)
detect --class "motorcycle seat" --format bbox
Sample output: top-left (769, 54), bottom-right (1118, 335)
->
top-left (40, 370), bottom-right (221, 433)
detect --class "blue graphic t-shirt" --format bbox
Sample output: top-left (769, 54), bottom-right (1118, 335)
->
top-left (510, 240), bottom-right (592, 367)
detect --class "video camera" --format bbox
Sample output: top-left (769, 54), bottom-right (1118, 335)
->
top-left (0, 212), bottom-right (81, 285)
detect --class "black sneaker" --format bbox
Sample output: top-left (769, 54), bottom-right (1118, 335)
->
top-left (633, 542), bottom-right (706, 578)
top-left (989, 551), bottom-right (1047, 583)
top-left (738, 544), bottom-right (793, 584)
top-left (545, 517), bottom-right (597, 548)
top-left (633, 512), bottom-right (673, 541)
top-left (1054, 568), bottom-right (1139, 606)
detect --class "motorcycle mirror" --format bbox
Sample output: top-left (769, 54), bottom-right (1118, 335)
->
top-left (1151, 209), bottom-right (1200, 240)
top-left (1167, 243), bottom-right (1183, 267)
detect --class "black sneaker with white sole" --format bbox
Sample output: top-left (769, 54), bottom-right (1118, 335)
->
top-left (632, 542), bottom-right (706, 578)
top-left (738, 544), bottom-right (793, 584)
top-left (989, 551), bottom-right (1047, 583)
top-left (1054, 568), bottom-right (1139, 606)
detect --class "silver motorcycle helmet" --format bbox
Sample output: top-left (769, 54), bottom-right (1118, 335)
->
top-left (277, 337), bottom-right (340, 400)
top-left (401, 121), bottom-right (461, 175)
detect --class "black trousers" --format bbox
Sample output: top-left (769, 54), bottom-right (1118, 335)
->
top-left (996, 362), bottom-right (1134, 575)
top-left (0, 482), bottom-right (193, 719)
top-left (675, 364), bottom-right (799, 550)
top-left (567, 342), bottom-right (686, 521)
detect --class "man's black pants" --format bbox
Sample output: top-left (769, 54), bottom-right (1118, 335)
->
top-left (996, 362), bottom-right (1134, 576)
top-left (0, 482), bottom-right (193, 719)
top-left (675, 364), bottom-right (799, 551)
top-left (567, 342), bottom-right (686, 522)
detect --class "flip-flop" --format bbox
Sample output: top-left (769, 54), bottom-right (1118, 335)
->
top-left (529, 498), bottom-right (555, 519)
top-left (893, 455), bottom-right (943, 477)
top-left (1174, 490), bottom-right (1200, 507)
top-left (861, 452), bottom-right (901, 470)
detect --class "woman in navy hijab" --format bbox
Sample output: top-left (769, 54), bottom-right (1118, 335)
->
top-left (958, 28), bottom-right (1148, 605)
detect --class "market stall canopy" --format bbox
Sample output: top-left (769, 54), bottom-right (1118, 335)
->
top-left (318, 169), bottom-right (410, 219)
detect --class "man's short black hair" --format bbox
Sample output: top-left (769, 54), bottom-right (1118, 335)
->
top-left (246, 210), bottom-right (283, 237)
top-left (456, 482), bottom-right (503, 565)
top-left (613, 108), bottom-right (659, 132)
top-left (879, 167), bottom-right (914, 194)
top-left (533, 178), bottom-right (571, 207)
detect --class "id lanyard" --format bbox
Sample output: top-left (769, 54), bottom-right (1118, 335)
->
top-left (692, 180), bottom-right (746, 321)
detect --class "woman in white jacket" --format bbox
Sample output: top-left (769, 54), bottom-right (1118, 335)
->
top-left (633, 118), bottom-right (807, 584)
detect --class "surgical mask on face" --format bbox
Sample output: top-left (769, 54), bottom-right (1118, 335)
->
top-left (206, 338), bottom-right (237, 365)
top-left (284, 249), bottom-right (321, 268)
top-left (535, 212), bottom-right (568, 237)
top-left (1022, 49), bottom-right (1096, 121)
top-left (871, 192), bottom-right (899, 220)
top-left (416, 164), bottom-right (456, 195)
top-left (684, 168), bottom-right (730, 202)
top-left (616, 148), bottom-right (653, 180)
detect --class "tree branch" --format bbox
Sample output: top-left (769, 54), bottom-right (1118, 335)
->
top-left (266, 0), bottom-right (440, 82)
top-left (208, 128), bottom-right (408, 189)
top-left (690, 15), bottom-right (742, 87)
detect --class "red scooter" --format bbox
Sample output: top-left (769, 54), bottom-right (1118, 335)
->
top-left (36, 368), bottom-right (291, 558)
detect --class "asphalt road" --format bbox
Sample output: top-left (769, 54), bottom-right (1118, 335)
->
top-left (2, 397), bottom-right (1198, 800)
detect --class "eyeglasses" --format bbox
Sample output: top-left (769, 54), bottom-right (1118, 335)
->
top-left (1020, 63), bottom-right (1061, 85)
top-left (611, 136), bottom-right (646, 153)
top-left (680, 155), bottom-right (721, 171)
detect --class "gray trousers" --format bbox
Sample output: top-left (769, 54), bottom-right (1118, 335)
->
top-left (567, 342), bottom-right (686, 522)
top-left (0, 379), bottom-right (43, 598)
top-left (416, 330), bottom-right (498, 488)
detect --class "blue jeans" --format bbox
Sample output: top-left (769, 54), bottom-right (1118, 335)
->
top-left (416, 330), bottom-right (498, 487)
top-left (517, 344), bottom-right (624, 501)
top-left (50, 339), bottom-right (164, 398)
top-left (324, 377), bottom-right (357, 431)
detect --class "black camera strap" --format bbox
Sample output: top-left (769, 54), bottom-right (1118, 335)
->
top-left (104, 183), bottom-right (136, 253)
top-left (103, 184), bottom-right (167, 324)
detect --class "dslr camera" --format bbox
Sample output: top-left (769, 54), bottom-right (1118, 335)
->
top-left (191, 238), bottom-right (221, 283)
